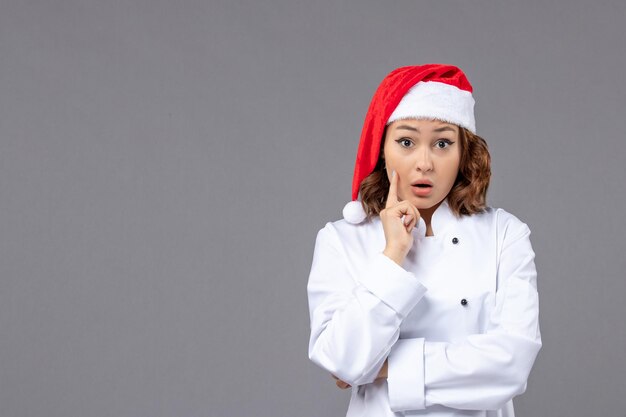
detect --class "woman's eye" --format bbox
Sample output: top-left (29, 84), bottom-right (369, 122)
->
top-left (435, 139), bottom-right (453, 149)
top-left (396, 138), bottom-right (413, 148)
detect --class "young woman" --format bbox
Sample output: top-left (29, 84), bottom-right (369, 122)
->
top-left (306, 64), bottom-right (542, 417)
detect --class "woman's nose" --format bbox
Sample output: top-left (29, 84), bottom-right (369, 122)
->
top-left (414, 149), bottom-right (434, 172)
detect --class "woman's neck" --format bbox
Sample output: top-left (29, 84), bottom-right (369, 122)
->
top-left (420, 201), bottom-right (443, 237)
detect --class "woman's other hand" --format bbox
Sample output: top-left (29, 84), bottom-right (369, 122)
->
top-left (381, 170), bottom-right (419, 265)
top-left (331, 360), bottom-right (388, 389)
top-left (331, 374), bottom-right (351, 389)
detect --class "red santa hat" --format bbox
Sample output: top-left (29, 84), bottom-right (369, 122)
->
top-left (343, 63), bottom-right (475, 224)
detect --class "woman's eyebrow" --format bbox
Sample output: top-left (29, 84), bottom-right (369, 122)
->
top-left (395, 125), bottom-right (456, 133)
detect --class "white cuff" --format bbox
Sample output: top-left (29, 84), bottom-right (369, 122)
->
top-left (388, 338), bottom-right (425, 412)
top-left (358, 252), bottom-right (427, 318)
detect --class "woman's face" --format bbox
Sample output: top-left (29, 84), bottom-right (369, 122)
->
top-left (383, 118), bottom-right (461, 214)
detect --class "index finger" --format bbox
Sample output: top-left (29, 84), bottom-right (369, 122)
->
top-left (385, 169), bottom-right (399, 209)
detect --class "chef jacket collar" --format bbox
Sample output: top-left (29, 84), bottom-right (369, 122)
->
top-left (342, 197), bottom-right (459, 238)
top-left (413, 198), bottom-right (457, 239)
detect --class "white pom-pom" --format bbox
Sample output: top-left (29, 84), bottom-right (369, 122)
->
top-left (342, 200), bottom-right (367, 224)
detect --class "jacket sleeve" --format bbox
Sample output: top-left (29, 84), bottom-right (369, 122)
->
top-left (386, 220), bottom-right (542, 412)
top-left (307, 223), bottom-right (428, 386)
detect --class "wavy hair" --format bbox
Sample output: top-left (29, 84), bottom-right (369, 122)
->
top-left (358, 124), bottom-right (491, 220)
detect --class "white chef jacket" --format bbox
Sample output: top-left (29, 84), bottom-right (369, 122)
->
top-left (307, 198), bottom-right (542, 417)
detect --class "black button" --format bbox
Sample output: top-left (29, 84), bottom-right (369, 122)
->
top-left (460, 298), bottom-right (468, 306)
top-left (452, 237), bottom-right (459, 244)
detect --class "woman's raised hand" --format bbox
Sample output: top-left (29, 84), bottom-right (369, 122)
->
top-left (381, 170), bottom-right (420, 265)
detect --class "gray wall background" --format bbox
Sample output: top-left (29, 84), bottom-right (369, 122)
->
top-left (1, 1), bottom-right (624, 416)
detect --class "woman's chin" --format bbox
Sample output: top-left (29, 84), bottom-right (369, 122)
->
top-left (407, 196), bottom-right (434, 208)
top-left (398, 191), bottom-right (445, 210)
top-left (404, 194), bottom-right (446, 211)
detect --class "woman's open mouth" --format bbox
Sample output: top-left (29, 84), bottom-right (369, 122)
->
top-left (411, 184), bottom-right (433, 196)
